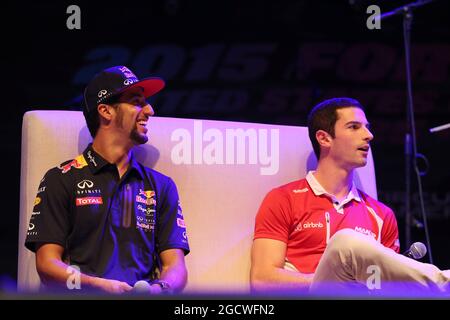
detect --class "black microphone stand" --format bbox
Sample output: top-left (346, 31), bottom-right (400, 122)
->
top-left (380, 0), bottom-right (435, 264)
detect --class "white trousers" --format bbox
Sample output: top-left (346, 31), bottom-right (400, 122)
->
top-left (310, 229), bottom-right (450, 297)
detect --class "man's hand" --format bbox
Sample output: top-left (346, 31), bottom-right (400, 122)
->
top-left (89, 277), bottom-right (133, 294)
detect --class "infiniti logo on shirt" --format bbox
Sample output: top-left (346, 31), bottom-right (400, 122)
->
top-left (77, 180), bottom-right (94, 189)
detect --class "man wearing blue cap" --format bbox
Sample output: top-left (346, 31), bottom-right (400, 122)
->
top-left (25, 66), bottom-right (190, 294)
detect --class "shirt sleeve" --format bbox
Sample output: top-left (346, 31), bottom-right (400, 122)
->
top-left (24, 168), bottom-right (71, 252)
top-left (253, 188), bottom-right (293, 243)
top-left (381, 207), bottom-right (400, 253)
top-left (155, 177), bottom-right (190, 255)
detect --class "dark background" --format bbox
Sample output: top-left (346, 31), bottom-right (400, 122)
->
top-left (2, 0), bottom-right (449, 288)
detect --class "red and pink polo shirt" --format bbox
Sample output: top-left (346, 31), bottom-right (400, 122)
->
top-left (254, 172), bottom-right (400, 274)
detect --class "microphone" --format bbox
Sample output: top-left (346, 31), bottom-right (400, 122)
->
top-left (403, 242), bottom-right (427, 259)
top-left (132, 280), bottom-right (152, 293)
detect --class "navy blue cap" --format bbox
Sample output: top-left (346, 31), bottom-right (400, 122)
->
top-left (83, 66), bottom-right (165, 115)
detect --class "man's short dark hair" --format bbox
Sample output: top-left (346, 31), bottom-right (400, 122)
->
top-left (84, 108), bottom-right (100, 138)
top-left (84, 96), bottom-right (121, 138)
top-left (307, 97), bottom-right (364, 159)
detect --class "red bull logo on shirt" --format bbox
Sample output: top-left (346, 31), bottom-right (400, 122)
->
top-left (136, 189), bottom-right (156, 205)
top-left (59, 155), bottom-right (88, 174)
top-left (136, 195), bottom-right (156, 206)
top-left (139, 189), bottom-right (155, 198)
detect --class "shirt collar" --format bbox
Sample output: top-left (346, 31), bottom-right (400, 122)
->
top-left (83, 144), bottom-right (145, 179)
top-left (83, 144), bottom-right (109, 174)
top-left (305, 171), bottom-right (361, 204)
top-left (128, 153), bottom-right (145, 179)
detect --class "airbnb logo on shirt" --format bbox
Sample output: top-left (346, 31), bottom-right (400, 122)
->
top-left (76, 197), bottom-right (103, 206)
top-left (295, 221), bottom-right (324, 231)
top-left (304, 222), bottom-right (323, 229)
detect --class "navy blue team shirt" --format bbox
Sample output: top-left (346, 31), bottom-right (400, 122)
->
top-left (25, 144), bottom-right (190, 286)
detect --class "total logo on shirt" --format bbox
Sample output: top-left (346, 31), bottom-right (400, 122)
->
top-left (75, 197), bottom-right (103, 206)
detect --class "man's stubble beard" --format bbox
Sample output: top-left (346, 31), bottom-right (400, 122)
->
top-left (115, 106), bottom-right (148, 145)
top-left (130, 126), bottom-right (148, 145)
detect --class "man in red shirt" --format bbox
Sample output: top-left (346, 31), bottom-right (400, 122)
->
top-left (251, 97), bottom-right (449, 296)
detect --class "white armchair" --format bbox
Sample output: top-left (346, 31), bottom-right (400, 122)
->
top-left (18, 110), bottom-right (377, 294)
